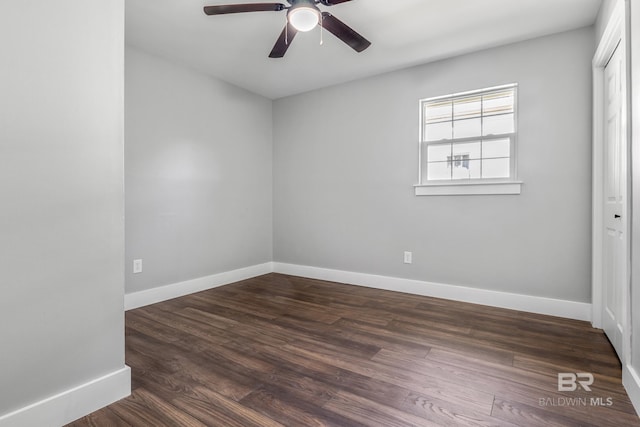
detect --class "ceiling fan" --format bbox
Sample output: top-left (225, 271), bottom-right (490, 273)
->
top-left (203, 0), bottom-right (371, 58)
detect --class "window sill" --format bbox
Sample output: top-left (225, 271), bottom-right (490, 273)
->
top-left (414, 180), bottom-right (523, 196)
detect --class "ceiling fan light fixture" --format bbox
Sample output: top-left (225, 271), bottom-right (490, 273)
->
top-left (288, 6), bottom-right (320, 32)
top-left (203, 1), bottom-right (371, 58)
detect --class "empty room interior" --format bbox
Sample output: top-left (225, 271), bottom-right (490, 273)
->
top-left (3, 0), bottom-right (640, 425)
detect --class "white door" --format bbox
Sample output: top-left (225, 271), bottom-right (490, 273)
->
top-left (602, 43), bottom-right (627, 360)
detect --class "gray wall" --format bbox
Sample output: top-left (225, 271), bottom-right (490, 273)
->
top-left (630, 0), bottom-right (640, 372)
top-left (273, 27), bottom-right (594, 302)
top-left (0, 0), bottom-right (126, 416)
top-left (125, 47), bottom-right (273, 293)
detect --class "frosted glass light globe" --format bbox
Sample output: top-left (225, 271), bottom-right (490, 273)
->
top-left (288, 7), bottom-right (319, 32)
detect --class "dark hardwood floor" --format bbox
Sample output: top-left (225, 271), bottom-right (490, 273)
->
top-left (69, 273), bottom-right (639, 426)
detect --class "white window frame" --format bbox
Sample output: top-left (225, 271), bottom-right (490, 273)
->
top-left (415, 84), bottom-right (523, 196)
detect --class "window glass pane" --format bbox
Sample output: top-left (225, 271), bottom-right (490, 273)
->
top-left (453, 118), bottom-right (481, 139)
top-left (452, 141), bottom-right (481, 160)
top-left (427, 143), bottom-right (451, 162)
top-left (453, 95), bottom-right (481, 120)
top-left (482, 158), bottom-right (510, 178)
top-left (420, 85), bottom-right (517, 183)
top-left (482, 138), bottom-right (510, 159)
top-left (483, 113), bottom-right (514, 136)
top-left (426, 122), bottom-right (452, 141)
top-left (483, 90), bottom-right (514, 116)
top-left (427, 161), bottom-right (451, 181)
top-left (425, 100), bottom-right (452, 124)
top-left (452, 159), bottom-right (481, 179)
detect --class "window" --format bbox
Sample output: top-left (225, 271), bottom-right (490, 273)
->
top-left (416, 84), bottom-right (522, 195)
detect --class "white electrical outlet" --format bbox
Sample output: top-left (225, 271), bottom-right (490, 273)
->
top-left (404, 251), bottom-right (412, 264)
top-left (133, 259), bottom-right (143, 274)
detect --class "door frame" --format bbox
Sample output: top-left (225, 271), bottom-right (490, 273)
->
top-left (592, 0), bottom-right (630, 361)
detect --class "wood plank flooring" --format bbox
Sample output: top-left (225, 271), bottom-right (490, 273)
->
top-left (68, 273), bottom-right (639, 426)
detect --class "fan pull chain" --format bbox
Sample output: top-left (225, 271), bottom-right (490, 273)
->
top-left (320, 15), bottom-right (324, 45)
top-left (285, 23), bottom-right (288, 45)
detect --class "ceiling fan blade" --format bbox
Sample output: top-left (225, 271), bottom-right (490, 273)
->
top-left (319, 0), bottom-right (354, 5)
top-left (203, 3), bottom-right (286, 15)
top-left (269, 23), bottom-right (298, 58)
top-left (321, 12), bottom-right (370, 53)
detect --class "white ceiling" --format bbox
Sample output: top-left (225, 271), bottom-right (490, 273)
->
top-left (126, 0), bottom-right (602, 99)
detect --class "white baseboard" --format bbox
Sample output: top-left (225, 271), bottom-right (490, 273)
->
top-left (273, 262), bottom-right (592, 321)
top-left (125, 261), bottom-right (592, 321)
top-left (623, 364), bottom-right (640, 417)
top-left (125, 262), bottom-right (273, 310)
top-left (0, 366), bottom-right (131, 427)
